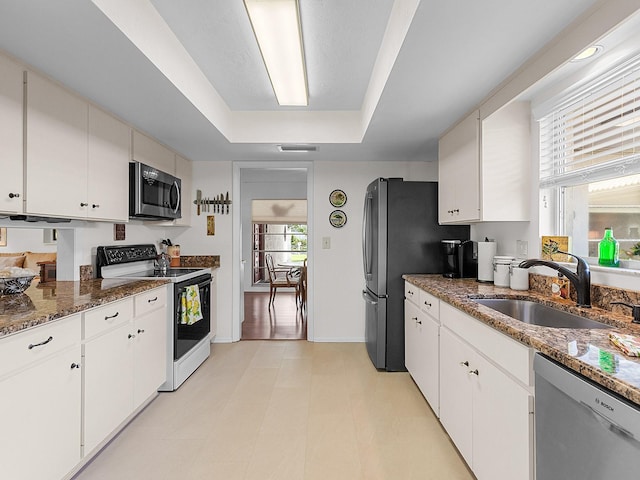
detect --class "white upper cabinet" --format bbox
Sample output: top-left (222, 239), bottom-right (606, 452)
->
top-left (0, 53), bottom-right (24, 214)
top-left (24, 72), bottom-right (130, 222)
top-left (25, 71), bottom-right (89, 219)
top-left (438, 110), bottom-right (480, 223)
top-left (132, 130), bottom-right (175, 173)
top-left (87, 105), bottom-right (130, 222)
top-left (438, 102), bottom-right (531, 224)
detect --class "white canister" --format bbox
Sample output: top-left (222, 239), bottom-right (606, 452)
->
top-left (493, 256), bottom-right (515, 287)
top-left (510, 260), bottom-right (529, 291)
top-left (477, 241), bottom-right (497, 282)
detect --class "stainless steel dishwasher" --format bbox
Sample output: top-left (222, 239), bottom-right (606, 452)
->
top-left (534, 354), bottom-right (640, 479)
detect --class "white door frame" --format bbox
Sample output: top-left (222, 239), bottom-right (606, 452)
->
top-left (231, 161), bottom-right (314, 342)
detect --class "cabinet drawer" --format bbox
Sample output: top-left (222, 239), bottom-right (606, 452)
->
top-left (134, 286), bottom-right (167, 317)
top-left (83, 298), bottom-right (133, 340)
top-left (441, 302), bottom-right (532, 386)
top-left (405, 282), bottom-right (419, 304)
top-left (0, 314), bottom-right (81, 378)
top-left (419, 290), bottom-right (440, 321)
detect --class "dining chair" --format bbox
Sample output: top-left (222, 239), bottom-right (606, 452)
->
top-left (265, 254), bottom-right (301, 309)
top-left (299, 259), bottom-right (307, 311)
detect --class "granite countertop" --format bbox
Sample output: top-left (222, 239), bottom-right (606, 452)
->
top-left (0, 278), bottom-right (170, 338)
top-left (404, 274), bottom-right (640, 406)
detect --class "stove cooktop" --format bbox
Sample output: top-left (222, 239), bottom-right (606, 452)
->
top-left (119, 268), bottom-right (208, 279)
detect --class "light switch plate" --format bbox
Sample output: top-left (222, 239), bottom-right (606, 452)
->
top-left (322, 237), bottom-right (331, 249)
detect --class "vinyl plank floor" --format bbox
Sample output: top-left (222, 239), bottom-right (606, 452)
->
top-left (72, 342), bottom-right (474, 480)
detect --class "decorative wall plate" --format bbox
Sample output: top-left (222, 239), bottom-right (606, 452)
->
top-left (329, 210), bottom-right (347, 228)
top-left (329, 189), bottom-right (347, 207)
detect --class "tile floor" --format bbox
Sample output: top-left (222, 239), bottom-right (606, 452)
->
top-left (73, 341), bottom-right (474, 480)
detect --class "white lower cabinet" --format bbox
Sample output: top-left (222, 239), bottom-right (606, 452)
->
top-left (0, 315), bottom-right (82, 480)
top-left (439, 302), bottom-right (533, 480)
top-left (83, 287), bottom-right (167, 456)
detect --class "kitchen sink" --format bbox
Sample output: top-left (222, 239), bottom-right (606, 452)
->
top-left (473, 298), bottom-right (612, 329)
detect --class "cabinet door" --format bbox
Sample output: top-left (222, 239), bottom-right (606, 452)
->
top-left (133, 311), bottom-right (167, 409)
top-left (87, 105), bottom-right (130, 222)
top-left (404, 299), bottom-right (421, 381)
top-left (438, 110), bottom-right (480, 223)
top-left (132, 130), bottom-right (175, 173)
top-left (472, 353), bottom-right (533, 480)
top-left (25, 71), bottom-right (88, 218)
top-left (0, 54), bottom-right (24, 214)
top-left (83, 322), bottom-right (134, 455)
top-left (174, 154), bottom-right (192, 226)
top-left (439, 327), bottom-right (474, 465)
top-left (0, 346), bottom-right (81, 480)
top-left (419, 314), bottom-right (440, 416)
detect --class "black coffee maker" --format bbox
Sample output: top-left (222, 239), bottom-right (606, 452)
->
top-left (442, 240), bottom-right (478, 278)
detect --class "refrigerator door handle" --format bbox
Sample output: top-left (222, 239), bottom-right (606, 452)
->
top-left (362, 290), bottom-right (378, 305)
top-left (362, 192), bottom-right (372, 280)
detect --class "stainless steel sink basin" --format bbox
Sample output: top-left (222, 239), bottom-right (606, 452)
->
top-left (474, 298), bottom-right (612, 329)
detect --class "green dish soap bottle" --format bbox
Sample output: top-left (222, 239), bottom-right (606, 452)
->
top-left (598, 227), bottom-right (620, 267)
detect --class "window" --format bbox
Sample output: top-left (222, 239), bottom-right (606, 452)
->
top-left (250, 199), bottom-right (308, 284)
top-left (538, 54), bottom-right (640, 263)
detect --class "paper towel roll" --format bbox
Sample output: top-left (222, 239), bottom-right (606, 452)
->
top-left (477, 242), bottom-right (497, 282)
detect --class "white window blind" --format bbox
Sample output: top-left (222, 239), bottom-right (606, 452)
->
top-left (251, 199), bottom-right (307, 224)
top-left (539, 56), bottom-right (640, 188)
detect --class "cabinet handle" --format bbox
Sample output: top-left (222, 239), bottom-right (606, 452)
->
top-left (459, 360), bottom-right (469, 367)
top-left (147, 297), bottom-right (158, 303)
top-left (468, 369), bottom-right (479, 376)
top-left (80, 202), bottom-right (88, 207)
top-left (424, 301), bottom-right (431, 307)
top-left (70, 362), bottom-right (81, 369)
top-left (8, 192), bottom-right (20, 198)
top-left (28, 336), bottom-right (54, 350)
top-left (104, 312), bottom-right (119, 320)
top-left (453, 208), bottom-right (460, 214)
top-left (128, 333), bottom-right (136, 339)
top-left (137, 329), bottom-right (145, 334)
top-left (92, 204), bottom-right (100, 209)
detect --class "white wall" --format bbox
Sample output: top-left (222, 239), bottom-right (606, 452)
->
top-left (312, 160), bottom-right (437, 342)
top-left (171, 161), bottom-right (234, 342)
top-left (0, 227), bottom-right (57, 253)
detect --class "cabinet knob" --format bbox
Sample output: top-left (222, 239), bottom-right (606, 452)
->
top-left (137, 329), bottom-right (145, 334)
top-left (453, 208), bottom-right (460, 214)
top-left (468, 369), bottom-right (479, 376)
top-left (8, 192), bottom-right (20, 198)
top-left (416, 319), bottom-right (422, 325)
top-left (128, 333), bottom-right (136, 339)
top-left (80, 202), bottom-right (88, 207)
top-left (92, 204), bottom-right (100, 209)
top-left (70, 362), bottom-right (81, 369)
top-left (459, 360), bottom-right (469, 367)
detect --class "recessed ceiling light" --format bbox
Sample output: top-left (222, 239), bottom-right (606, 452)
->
top-left (244, 0), bottom-right (308, 106)
top-left (572, 45), bottom-right (603, 62)
top-left (277, 144), bottom-right (317, 152)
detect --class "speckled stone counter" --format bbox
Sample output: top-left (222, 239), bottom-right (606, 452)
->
top-left (0, 278), bottom-right (169, 338)
top-left (403, 274), bottom-right (640, 406)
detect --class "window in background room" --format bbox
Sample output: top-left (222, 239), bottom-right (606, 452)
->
top-left (250, 199), bottom-right (307, 285)
top-left (538, 54), bottom-right (640, 265)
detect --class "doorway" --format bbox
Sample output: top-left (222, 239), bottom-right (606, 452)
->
top-left (232, 162), bottom-right (313, 342)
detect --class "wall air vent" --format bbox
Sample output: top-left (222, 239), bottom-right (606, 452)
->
top-left (277, 144), bottom-right (317, 153)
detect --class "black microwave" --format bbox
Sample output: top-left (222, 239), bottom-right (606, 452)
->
top-left (129, 161), bottom-right (182, 220)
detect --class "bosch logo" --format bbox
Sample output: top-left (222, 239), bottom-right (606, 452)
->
top-left (595, 397), bottom-right (614, 412)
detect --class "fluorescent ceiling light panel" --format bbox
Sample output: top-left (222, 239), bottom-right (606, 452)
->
top-left (244, 0), bottom-right (308, 106)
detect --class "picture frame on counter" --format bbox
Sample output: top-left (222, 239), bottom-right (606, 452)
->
top-left (0, 228), bottom-right (6, 247)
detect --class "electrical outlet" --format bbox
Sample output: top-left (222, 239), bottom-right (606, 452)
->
top-left (516, 240), bottom-right (528, 258)
top-left (322, 237), bottom-right (331, 249)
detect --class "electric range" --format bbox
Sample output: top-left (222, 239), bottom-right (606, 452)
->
top-left (97, 244), bottom-right (212, 391)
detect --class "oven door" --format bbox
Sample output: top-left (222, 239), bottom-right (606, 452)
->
top-left (174, 274), bottom-right (211, 360)
top-left (130, 161), bottom-right (182, 220)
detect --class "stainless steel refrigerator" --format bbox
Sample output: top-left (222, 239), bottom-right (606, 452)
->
top-left (362, 178), bottom-right (470, 371)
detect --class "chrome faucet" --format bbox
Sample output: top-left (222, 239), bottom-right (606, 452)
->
top-left (519, 251), bottom-right (591, 308)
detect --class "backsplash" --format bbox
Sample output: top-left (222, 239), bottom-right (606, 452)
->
top-left (530, 273), bottom-right (640, 318)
